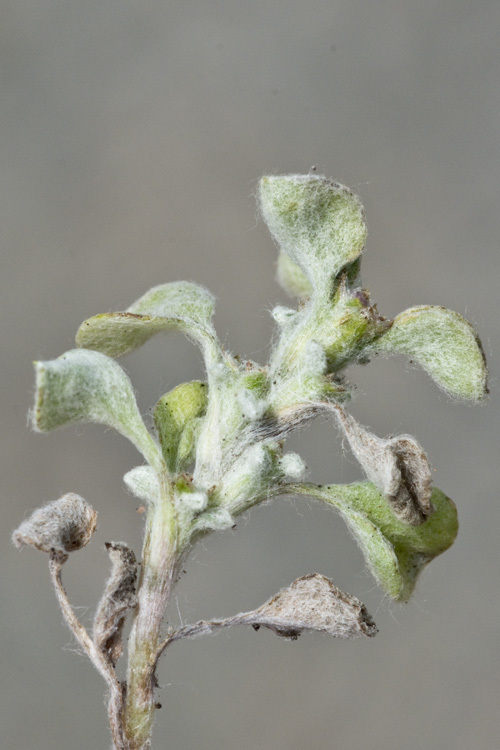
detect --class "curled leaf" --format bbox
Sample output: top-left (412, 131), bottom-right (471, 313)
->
top-left (247, 573), bottom-right (377, 639)
top-left (371, 305), bottom-right (487, 401)
top-left (93, 542), bottom-right (137, 666)
top-left (32, 349), bottom-right (161, 468)
top-left (290, 482), bottom-right (458, 602)
top-left (76, 281), bottom-right (217, 358)
top-left (333, 405), bottom-right (432, 525)
top-left (12, 493), bottom-right (97, 555)
top-left (260, 175), bottom-right (366, 294)
top-left (167, 574), bottom-right (377, 644)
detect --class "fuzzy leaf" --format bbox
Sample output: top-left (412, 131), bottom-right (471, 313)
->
top-left (190, 507), bottom-right (234, 535)
top-left (372, 306), bottom-right (487, 401)
top-left (123, 466), bottom-right (161, 504)
top-left (33, 349), bottom-right (161, 468)
top-left (291, 482), bottom-right (458, 602)
top-left (260, 175), bottom-right (366, 294)
top-left (276, 251), bottom-right (312, 300)
top-left (333, 405), bottom-right (432, 525)
top-left (170, 574), bottom-right (377, 642)
top-left (129, 281), bottom-right (215, 321)
top-left (154, 381), bottom-right (208, 473)
top-left (76, 281), bottom-right (216, 357)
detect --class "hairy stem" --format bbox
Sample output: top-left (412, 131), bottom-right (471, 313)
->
top-left (123, 477), bottom-right (178, 750)
top-left (155, 614), bottom-right (255, 660)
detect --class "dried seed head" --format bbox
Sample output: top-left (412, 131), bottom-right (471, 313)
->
top-left (12, 493), bottom-right (97, 555)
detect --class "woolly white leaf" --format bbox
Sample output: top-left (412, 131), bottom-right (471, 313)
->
top-left (76, 281), bottom-right (216, 358)
top-left (175, 490), bottom-right (208, 514)
top-left (190, 508), bottom-right (234, 535)
top-left (33, 349), bottom-right (162, 468)
top-left (260, 175), bottom-right (366, 294)
top-left (123, 466), bottom-right (161, 504)
top-left (372, 305), bottom-right (487, 401)
top-left (129, 281), bottom-right (214, 321)
top-left (276, 251), bottom-right (312, 300)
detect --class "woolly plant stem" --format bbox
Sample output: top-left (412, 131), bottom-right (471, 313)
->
top-left (49, 552), bottom-right (127, 750)
top-left (15, 174), bottom-right (486, 750)
top-left (156, 614), bottom-right (255, 657)
top-left (123, 479), bottom-right (179, 750)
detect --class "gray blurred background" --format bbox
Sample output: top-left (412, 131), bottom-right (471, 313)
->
top-left (2, 1), bottom-right (499, 748)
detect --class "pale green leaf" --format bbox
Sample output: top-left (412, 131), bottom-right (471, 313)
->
top-left (154, 381), bottom-right (208, 473)
top-left (33, 349), bottom-right (162, 468)
top-left (289, 481), bottom-right (458, 601)
top-left (260, 175), bottom-right (366, 294)
top-left (128, 281), bottom-right (215, 321)
top-left (276, 252), bottom-right (312, 300)
top-left (372, 306), bottom-right (487, 401)
top-left (76, 281), bottom-right (216, 358)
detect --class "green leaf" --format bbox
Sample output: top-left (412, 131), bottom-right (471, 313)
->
top-left (129, 281), bottom-right (214, 321)
top-left (259, 175), bottom-right (366, 294)
top-left (372, 306), bottom-right (487, 401)
top-left (289, 482), bottom-right (458, 602)
top-left (276, 252), bottom-right (312, 300)
top-left (33, 349), bottom-right (162, 469)
top-left (154, 381), bottom-right (208, 473)
top-left (76, 281), bottom-right (217, 358)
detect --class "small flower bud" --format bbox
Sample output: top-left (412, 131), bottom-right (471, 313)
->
top-left (12, 493), bottom-right (97, 555)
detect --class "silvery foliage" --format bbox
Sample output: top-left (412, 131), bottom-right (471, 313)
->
top-left (13, 175), bottom-right (487, 750)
